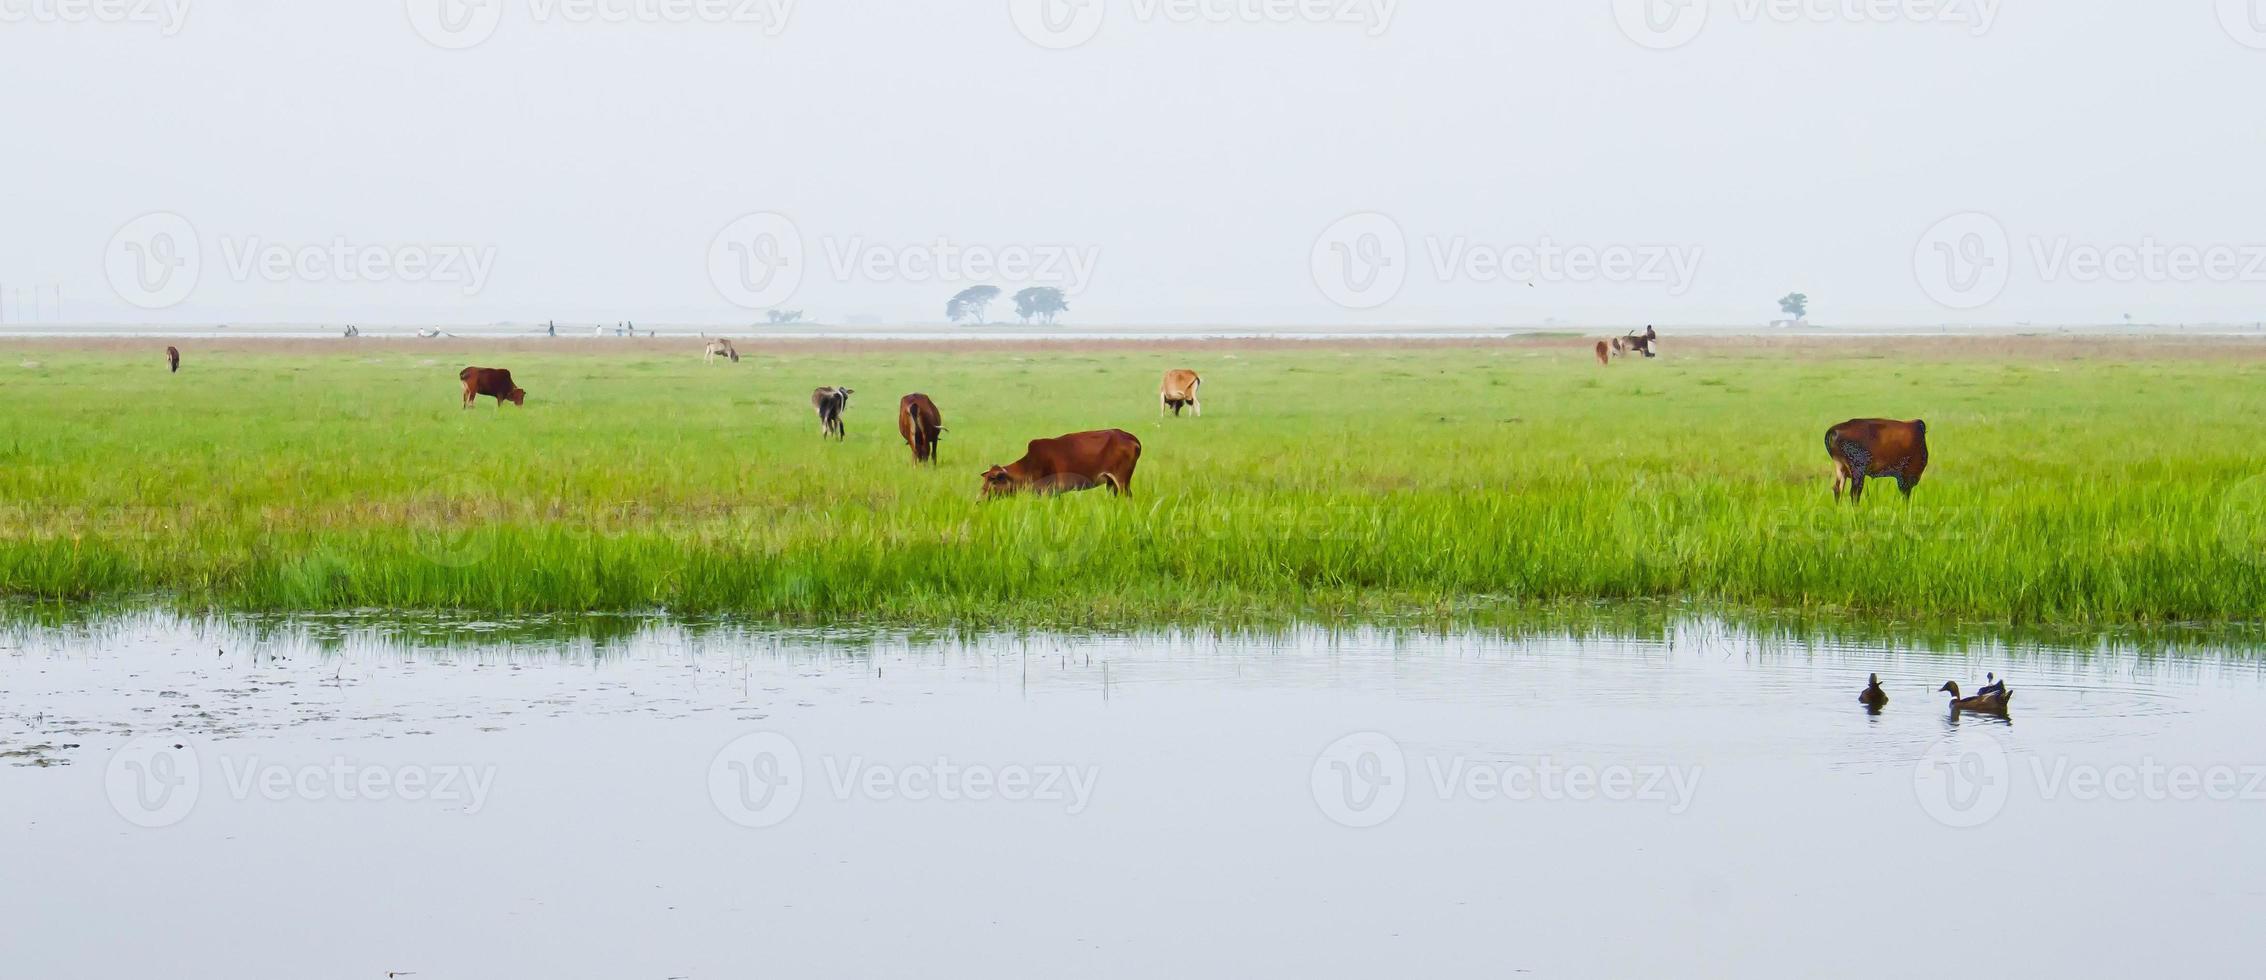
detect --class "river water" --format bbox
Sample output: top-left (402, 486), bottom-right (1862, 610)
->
top-left (2, 614), bottom-right (2261, 978)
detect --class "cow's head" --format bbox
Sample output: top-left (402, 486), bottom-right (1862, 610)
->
top-left (507, 387), bottom-right (527, 406)
top-left (979, 465), bottom-right (1019, 499)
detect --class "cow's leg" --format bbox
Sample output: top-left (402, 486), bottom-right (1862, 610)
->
top-left (1848, 474), bottom-right (1865, 503)
top-left (1192, 397), bottom-right (1201, 418)
top-left (462, 389), bottom-right (474, 410)
top-left (1833, 464), bottom-right (1846, 501)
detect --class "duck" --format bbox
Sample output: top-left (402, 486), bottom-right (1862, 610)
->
top-left (1859, 674), bottom-right (1889, 708)
top-left (1941, 680), bottom-right (2012, 713)
top-left (1978, 672), bottom-right (2007, 697)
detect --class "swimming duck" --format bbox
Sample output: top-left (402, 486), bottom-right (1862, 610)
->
top-left (1941, 680), bottom-right (2012, 713)
top-left (1859, 674), bottom-right (1889, 708)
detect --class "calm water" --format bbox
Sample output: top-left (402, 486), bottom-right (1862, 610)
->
top-left (3, 615), bottom-right (2263, 979)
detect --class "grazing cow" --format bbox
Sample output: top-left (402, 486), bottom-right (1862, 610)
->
top-left (1615, 325), bottom-right (1659, 359)
top-left (981, 429), bottom-right (1143, 499)
top-left (165, 346), bottom-right (180, 373)
top-left (705, 338), bottom-right (740, 363)
top-left (1825, 418), bottom-right (1928, 502)
top-left (1594, 340), bottom-right (1611, 366)
top-left (1159, 369), bottom-right (1202, 417)
top-left (459, 366), bottom-right (526, 408)
top-left (811, 386), bottom-right (852, 440)
top-left (898, 393), bottom-right (943, 464)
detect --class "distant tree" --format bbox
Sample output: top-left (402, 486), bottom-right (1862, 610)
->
top-left (1012, 286), bottom-right (1069, 324)
top-left (946, 285), bottom-right (1002, 324)
top-left (765, 309), bottom-right (804, 324)
top-left (1778, 292), bottom-right (1809, 321)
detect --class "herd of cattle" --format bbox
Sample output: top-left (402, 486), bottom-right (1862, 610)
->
top-left (452, 357), bottom-right (1188, 498)
top-left (180, 340), bottom-right (1930, 502)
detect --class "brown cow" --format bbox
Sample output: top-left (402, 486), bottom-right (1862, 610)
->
top-left (898, 393), bottom-right (943, 464)
top-left (1594, 340), bottom-right (1611, 366)
top-left (165, 346), bottom-right (180, 373)
top-left (981, 429), bottom-right (1142, 499)
top-left (1825, 418), bottom-right (1928, 502)
top-left (1159, 369), bottom-right (1202, 417)
top-left (460, 366), bottom-right (526, 408)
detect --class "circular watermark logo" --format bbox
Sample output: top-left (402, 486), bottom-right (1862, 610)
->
top-left (104, 212), bottom-right (201, 310)
top-left (1612, 0), bottom-right (1708, 50)
top-left (1009, 0), bottom-right (1104, 49)
top-left (709, 731), bottom-right (805, 828)
top-left (1310, 212), bottom-right (1406, 310)
top-left (708, 211), bottom-right (805, 309)
top-left (413, 474), bottom-right (500, 569)
top-left (406, 0), bottom-right (504, 49)
top-left (1913, 731), bottom-right (2009, 828)
top-left (1914, 211), bottom-right (2010, 310)
top-left (2219, 474), bottom-right (2266, 568)
top-left (105, 735), bottom-right (202, 828)
top-left (1310, 731), bottom-right (1407, 828)
top-left (2219, 0), bottom-right (2266, 49)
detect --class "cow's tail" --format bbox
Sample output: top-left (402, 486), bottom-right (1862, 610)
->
top-left (915, 414), bottom-right (940, 460)
top-left (1824, 426), bottom-right (1843, 458)
top-left (458, 366), bottom-right (474, 381)
top-left (1913, 419), bottom-right (1927, 439)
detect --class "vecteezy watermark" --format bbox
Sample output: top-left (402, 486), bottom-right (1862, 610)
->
top-left (1613, 0), bottom-right (2000, 51)
top-left (707, 731), bottom-right (1101, 828)
top-left (706, 211), bottom-right (1102, 310)
top-left (1914, 731), bottom-right (2266, 828)
top-left (105, 735), bottom-right (498, 828)
top-left (1914, 210), bottom-right (2266, 310)
top-left (0, 0), bottom-right (192, 35)
top-left (407, 0), bottom-right (794, 50)
top-left (1310, 212), bottom-right (1704, 310)
top-left (2218, 0), bottom-right (2266, 50)
top-left (2220, 475), bottom-right (2266, 568)
top-left (1912, 211), bottom-right (2010, 310)
top-left (103, 212), bottom-right (498, 309)
top-left (1310, 732), bottom-right (1702, 828)
top-left (104, 212), bottom-right (201, 310)
top-left (1009, 0), bottom-right (1397, 49)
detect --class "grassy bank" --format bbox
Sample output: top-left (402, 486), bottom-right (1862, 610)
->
top-left (2, 338), bottom-right (2262, 628)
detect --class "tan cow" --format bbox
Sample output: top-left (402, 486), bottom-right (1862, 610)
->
top-left (1159, 369), bottom-right (1202, 417)
top-left (1825, 418), bottom-right (1929, 502)
top-left (898, 393), bottom-right (943, 464)
top-left (459, 366), bottom-right (526, 408)
top-left (981, 429), bottom-right (1143, 499)
top-left (705, 338), bottom-right (740, 363)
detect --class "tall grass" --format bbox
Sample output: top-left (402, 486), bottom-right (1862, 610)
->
top-left (1, 342), bottom-right (2262, 628)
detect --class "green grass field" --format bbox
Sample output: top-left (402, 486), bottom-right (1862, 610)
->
top-left (3, 338), bottom-right (2262, 631)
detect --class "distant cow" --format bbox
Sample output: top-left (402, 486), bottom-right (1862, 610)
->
top-left (705, 339), bottom-right (739, 363)
top-left (1825, 418), bottom-right (1928, 502)
top-left (1615, 325), bottom-right (1659, 359)
top-left (459, 366), bottom-right (526, 408)
top-left (1160, 369), bottom-right (1202, 417)
top-left (165, 346), bottom-right (180, 373)
top-left (981, 429), bottom-right (1143, 499)
top-left (1594, 340), bottom-right (1611, 366)
top-left (812, 386), bottom-right (853, 440)
top-left (898, 393), bottom-right (943, 464)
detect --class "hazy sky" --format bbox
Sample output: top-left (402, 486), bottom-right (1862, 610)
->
top-left (3, 1), bottom-right (2263, 326)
